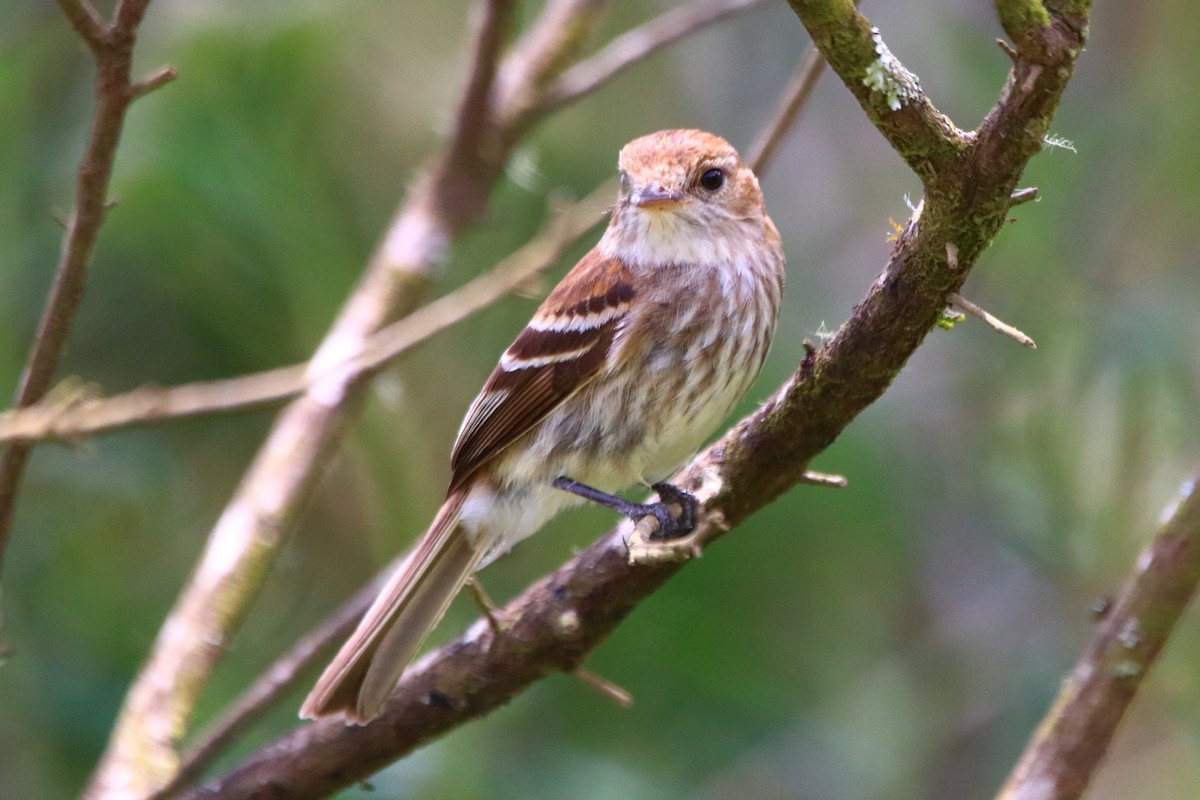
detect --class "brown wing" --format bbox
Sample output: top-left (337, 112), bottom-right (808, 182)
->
top-left (448, 250), bottom-right (637, 491)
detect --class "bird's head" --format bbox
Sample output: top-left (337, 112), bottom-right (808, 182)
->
top-left (602, 129), bottom-right (771, 266)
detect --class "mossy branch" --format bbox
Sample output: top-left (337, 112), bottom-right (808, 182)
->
top-left (785, 0), bottom-right (967, 183)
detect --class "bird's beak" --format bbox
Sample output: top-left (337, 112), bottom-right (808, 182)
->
top-left (630, 187), bottom-right (683, 208)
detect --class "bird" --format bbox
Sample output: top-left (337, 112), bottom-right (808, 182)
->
top-left (301, 129), bottom-right (786, 723)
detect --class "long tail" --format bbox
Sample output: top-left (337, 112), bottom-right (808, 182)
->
top-left (300, 489), bottom-right (483, 723)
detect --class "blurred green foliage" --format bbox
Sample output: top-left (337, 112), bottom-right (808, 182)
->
top-left (2, 2), bottom-right (1199, 799)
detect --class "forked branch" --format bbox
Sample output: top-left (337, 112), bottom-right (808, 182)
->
top-left (0, 0), bottom-right (173, 575)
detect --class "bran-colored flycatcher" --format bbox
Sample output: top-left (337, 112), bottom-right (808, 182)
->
top-left (302, 129), bottom-right (786, 722)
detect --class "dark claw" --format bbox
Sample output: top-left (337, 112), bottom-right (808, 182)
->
top-left (649, 482), bottom-right (698, 540)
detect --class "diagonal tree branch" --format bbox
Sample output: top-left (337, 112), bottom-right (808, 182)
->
top-left (787, 0), bottom-right (966, 184)
top-left (534, 0), bottom-right (772, 117)
top-left (0, 0), bottom-right (173, 576)
top-left (181, 4), bottom-right (1093, 797)
top-left (996, 471), bottom-right (1200, 800)
top-left (746, 43), bottom-right (827, 176)
top-left (149, 569), bottom-right (395, 800)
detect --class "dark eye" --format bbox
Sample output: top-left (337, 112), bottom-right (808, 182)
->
top-left (698, 168), bottom-right (725, 192)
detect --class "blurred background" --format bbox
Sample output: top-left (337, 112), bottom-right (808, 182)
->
top-left (2, 1), bottom-right (1198, 798)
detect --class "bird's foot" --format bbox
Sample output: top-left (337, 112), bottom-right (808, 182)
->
top-left (646, 481), bottom-right (698, 540)
top-left (551, 476), bottom-right (707, 565)
top-left (552, 476), bottom-right (698, 539)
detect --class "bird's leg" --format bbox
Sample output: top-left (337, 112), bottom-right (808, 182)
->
top-left (466, 571), bottom-right (631, 704)
top-left (463, 576), bottom-right (504, 636)
top-left (552, 476), bottom-right (698, 540)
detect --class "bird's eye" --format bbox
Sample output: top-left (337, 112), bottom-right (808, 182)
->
top-left (698, 168), bottom-right (725, 192)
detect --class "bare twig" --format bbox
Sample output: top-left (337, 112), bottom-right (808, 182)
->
top-left (997, 37), bottom-right (1021, 63)
top-left (0, 0), bottom-right (160, 576)
top-left (0, 367), bottom-right (303, 444)
top-left (130, 65), bottom-right (178, 99)
top-left (56, 0), bottom-right (107, 48)
top-left (747, 42), bottom-right (826, 175)
top-left (1010, 186), bottom-right (1039, 206)
top-left (537, 0), bottom-right (771, 116)
top-left (430, 0), bottom-right (518, 217)
top-left (571, 667), bottom-right (634, 707)
top-left (148, 565), bottom-right (397, 800)
top-left (798, 469), bottom-right (848, 488)
top-left (948, 291), bottom-right (1037, 349)
top-left (0, 183), bottom-right (612, 445)
top-left (492, 0), bottom-right (607, 123)
top-left (997, 473), bottom-right (1200, 800)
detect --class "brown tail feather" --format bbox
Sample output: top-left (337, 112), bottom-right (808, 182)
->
top-left (300, 490), bottom-right (482, 723)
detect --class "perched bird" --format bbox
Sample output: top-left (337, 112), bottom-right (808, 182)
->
top-left (301, 129), bottom-right (786, 722)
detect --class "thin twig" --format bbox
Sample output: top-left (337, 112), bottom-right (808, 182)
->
top-left (376, 0), bottom-right (600, 284)
top-left (114, 0), bottom-right (155, 29)
top-left (130, 65), bottom-right (178, 99)
top-left (494, 0), bottom-right (607, 119)
top-left (149, 566), bottom-right (397, 800)
top-left (0, 366), bottom-right (303, 444)
top-left (0, 0), bottom-right (157, 578)
top-left (56, 0), bottom-right (107, 49)
top-left (996, 473), bottom-right (1200, 800)
top-left (0, 184), bottom-right (612, 445)
top-left (538, 0), bottom-right (771, 116)
top-left (438, 0), bottom-right (516, 181)
top-left (948, 291), bottom-right (1037, 349)
top-left (997, 37), bottom-right (1020, 63)
top-left (1010, 186), bottom-right (1039, 205)
top-left (747, 42), bottom-right (826, 175)
top-left (798, 470), bottom-right (848, 488)
top-left (572, 667), bottom-right (634, 708)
